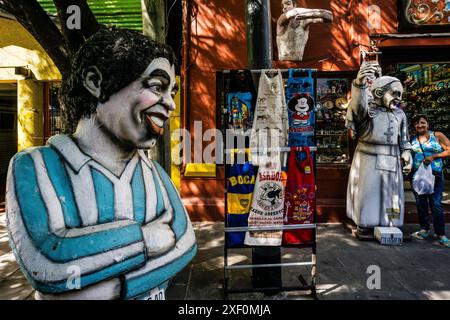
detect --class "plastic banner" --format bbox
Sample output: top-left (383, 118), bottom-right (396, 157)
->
top-left (286, 69), bottom-right (315, 147)
top-left (245, 153), bottom-right (285, 246)
top-left (227, 92), bottom-right (253, 132)
top-left (226, 160), bottom-right (256, 247)
top-left (250, 70), bottom-right (288, 166)
top-left (282, 147), bottom-right (315, 244)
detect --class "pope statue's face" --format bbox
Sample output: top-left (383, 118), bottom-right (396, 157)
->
top-left (382, 82), bottom-right (403, 110)
top-left (95, 57), bottom-right (178, 149)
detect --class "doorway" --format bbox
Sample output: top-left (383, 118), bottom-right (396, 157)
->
top-left (0, 82), bottom-right (17, 204)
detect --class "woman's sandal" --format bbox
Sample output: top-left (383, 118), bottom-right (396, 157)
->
top-left (438, 236), bottom-right (450, 248)
top-left (412, 230), bottom-right (430, 240)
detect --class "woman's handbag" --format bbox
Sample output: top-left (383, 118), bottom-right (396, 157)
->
top-left (412, 140), bottom-right (435, 195)
top-left (412, 162), bottom-right (435, 195)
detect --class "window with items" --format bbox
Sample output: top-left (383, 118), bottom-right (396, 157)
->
top-left (315, 78), bottom-right (351, 165)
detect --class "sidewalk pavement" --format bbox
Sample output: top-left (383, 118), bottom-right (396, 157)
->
top-left (1, 211), bottom-right (449, 300)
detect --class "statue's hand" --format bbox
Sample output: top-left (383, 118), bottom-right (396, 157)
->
top-left (401, 150), bottom-right (413, 174)
top-left (322, 10), bottom-right (333, 23)
top-left (355, 62), bottom-right (379, 86)
top-left (403, 163), bottom-right (412, 175)
top-left (141, 222), bottom-right (176, 257)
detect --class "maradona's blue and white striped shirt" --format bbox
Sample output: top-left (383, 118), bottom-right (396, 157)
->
top-left (6, 134), bottom-right (197, 299)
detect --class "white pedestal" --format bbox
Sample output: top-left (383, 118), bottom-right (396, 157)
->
top-left (374, 227), bottom-right (403, 246)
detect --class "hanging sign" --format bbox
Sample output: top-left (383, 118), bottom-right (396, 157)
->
top-left (250, 70), bottom-right (288, 165)
top-left (244, 153), bottom-right (285, 246)
top-left (226, 92), bottom-right (253, 133)
top-left (283, 147), bottom-right (316, 244)
top-left (286, 69), bottom-right (315, 147)
top-left (399, 0), bottom-right (450, 30)
top-left (227, 159), bottom-right (256, 247)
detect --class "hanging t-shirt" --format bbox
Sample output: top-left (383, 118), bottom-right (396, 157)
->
top-left (282, 147), bottom-right (315, 244)
top-left (285, 69), bottom-right (315, 147)
top-left (244, 153), bottom-right (285, 246)
top-left (227, 92), bottom-right (253, 132)
top-left (250, 70), bottom-right (288, 166)
top-left (227, 161), bottom-right (256, 247)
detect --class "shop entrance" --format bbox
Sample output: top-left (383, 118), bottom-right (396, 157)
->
top-left (0, 82), bottom-right (17, 204)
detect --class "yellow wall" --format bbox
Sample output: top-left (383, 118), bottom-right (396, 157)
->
top-left (0, 17), bottom-right (61, 150)
top-left (0, 17), bottom-right (61, 81)
top-left (170, 76), bottom-right (181, 191)
top-left (17, 79), bottom-right (45, 149)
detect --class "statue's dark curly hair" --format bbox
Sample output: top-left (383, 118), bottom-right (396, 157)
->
top-left (59, 27), bottom-right (177, 133)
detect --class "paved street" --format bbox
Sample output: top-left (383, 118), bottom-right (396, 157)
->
top-left (1, 209), bottom-right (449, 300)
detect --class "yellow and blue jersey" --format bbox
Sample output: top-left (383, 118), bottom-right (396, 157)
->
top-left (226, 162), bottom-right (255, 247)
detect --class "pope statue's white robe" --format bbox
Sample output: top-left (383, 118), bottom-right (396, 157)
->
top-left (345, 83), bottom-right (411, 228)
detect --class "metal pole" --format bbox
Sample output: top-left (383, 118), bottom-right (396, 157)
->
top-left (245, 0), bottom-right (272, 69)
top-left (245, 0), bottom-right (281, 295)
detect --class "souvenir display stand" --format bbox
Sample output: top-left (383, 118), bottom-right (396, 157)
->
top-left (218, 69), bottom-right (318, 299)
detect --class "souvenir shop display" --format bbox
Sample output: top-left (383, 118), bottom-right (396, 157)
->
top-left (283, 147), bottom-right (315, 244)
top-left (286, 69), bottom-right (315, 147)
top-left (220, 69), bottom-right (318, 298)
top-left (316, 78), bottom-right (351, 164)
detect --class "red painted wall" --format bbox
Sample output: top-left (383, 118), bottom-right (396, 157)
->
top-left (181, 0), bottom-right (247, 220)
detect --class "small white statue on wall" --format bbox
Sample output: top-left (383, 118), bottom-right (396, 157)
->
top-left (276, 0), bottom-right (333, 61)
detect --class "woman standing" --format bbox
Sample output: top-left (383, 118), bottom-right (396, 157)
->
top-left (410, 115), bottom-right (450, 247)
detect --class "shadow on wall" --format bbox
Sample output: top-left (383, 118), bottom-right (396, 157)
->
top-left (181, 178), bottom-right (225, 221)
top-left (189, 0), bottom-right (246, 70)
top-left (184, 0), bottom-right (249, 174)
